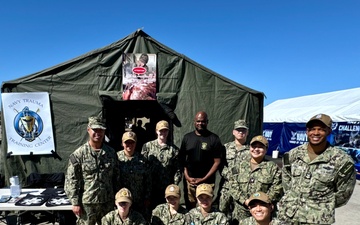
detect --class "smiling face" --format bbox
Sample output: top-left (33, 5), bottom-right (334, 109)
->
top-left (122, 140), bottom-right (136, 155)
top-left (87, 127), bottom-right (105, 144)
top-left (197, 194), bottom-right (212, 210)
top-left (166, 195), bottom-right (180, 209)
top-left (306, 121), bottom-right (331, 146)
top-left (248, 201), bottom-right (273, 223)
top-left (250, 142), bottom-right (267, 161)
top-left (194, 112), bottom-right (208, 133)
top-left (156, 128), bottom-right (169, 141)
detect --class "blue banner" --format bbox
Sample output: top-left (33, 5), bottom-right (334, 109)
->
top-left (263, 121), bottom-right (360, 164)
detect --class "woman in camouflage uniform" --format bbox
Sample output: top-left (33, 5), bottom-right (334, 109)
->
top-left (118, 131), bottom-right (152, 219)
top-left (186, 183), bottom-right (229, 225)
top-left (141, 120), bottom-right (181, 211)
top-left (101, 188), bottom-right (147, 225)
top-left (239, 192), bottom-right (284, 225)
top-left (151, 184), bottom-right (187, 225)
top-left (227, 135), bottom-right (283, 224)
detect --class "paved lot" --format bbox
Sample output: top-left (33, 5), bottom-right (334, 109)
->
top-left (334, 179), bottom-right (360, 224)
top-left (1, 180), bottom-right (359, 224)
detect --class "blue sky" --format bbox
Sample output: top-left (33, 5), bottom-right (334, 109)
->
top-left (1, 1), bottom-right (359, 106)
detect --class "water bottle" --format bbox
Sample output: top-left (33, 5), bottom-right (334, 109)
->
top-left (10, 176), bottom-right (21, 198)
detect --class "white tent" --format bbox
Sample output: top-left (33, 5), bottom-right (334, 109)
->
top-left (263, 87), bottom-right (360, 157)
top-left (264, 87), bottom-right (360, 123)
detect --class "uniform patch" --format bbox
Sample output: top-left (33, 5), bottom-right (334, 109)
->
top-left (338, 161), bottom-right (353, 177)
top-left (69, 155), bottom-right (79, 166)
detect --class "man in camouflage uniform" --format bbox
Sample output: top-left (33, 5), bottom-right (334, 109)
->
top-left (228, 135), bottom-right (283, 224)
top-left (219, 119), bottom-right (250, 218)
top-left (101, 187), bottom-right (147, 225)
top-left (151, 184), bottom-right (188, 225)
top-left (64, 116), bottom-right (120, 225)
top-left (118, 131), bottom-right (151, 219)
top-left (186, 183), bottom-right (229, 225)
top-left (141, 120), bottom-right (181, 211)
top-left (240, 192), bottom-right (284, 225)
top-left (278, 113), bottom-right (356, 224)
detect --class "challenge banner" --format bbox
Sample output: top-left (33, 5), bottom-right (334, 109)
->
top-left (1, 92), bottom-right (55, 155)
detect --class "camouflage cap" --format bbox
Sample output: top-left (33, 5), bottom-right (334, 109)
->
top-left (115, 188), bottom-right (132, 203)
top-left (196, 183), bottom-right (213, 197)
top-left (248, 191), bottom-right (271, 205)
top-left (122, 131), bottom-right (137, 142)
top-left (88, 116), bottom-right (106, 130)
top-left (165, 184), bottom-right (180, 198)
top-left (306, 113), bottom-right (333, 129)
top-left (234, 119), bottom-right (248, 130)
top-left (250, 135), bottom-right (268, 148)
top-left (156, 120), bottom-right (169, 131)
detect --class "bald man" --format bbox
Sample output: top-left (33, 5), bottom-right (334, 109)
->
top-left (179, 111), bottom-right (223, 209)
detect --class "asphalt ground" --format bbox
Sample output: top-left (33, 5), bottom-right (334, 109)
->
top-left (333, 179), bottom-right (360, 224)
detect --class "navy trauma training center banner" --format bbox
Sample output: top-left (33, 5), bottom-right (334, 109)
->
top-left (263, 121), bottom-right (360, 163)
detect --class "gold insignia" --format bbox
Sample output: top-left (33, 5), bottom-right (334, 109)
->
top-left (201, 142), bottom-right (208, 150)
top-left (121, 190), bottom-right (129, 196)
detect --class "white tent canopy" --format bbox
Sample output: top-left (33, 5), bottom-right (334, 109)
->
top-left (264, 87), bottom-right (360, 123)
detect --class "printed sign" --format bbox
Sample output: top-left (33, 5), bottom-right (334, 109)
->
top-left (122, 53), bottom-right (157, 100)
top-left (1, 92), bottom-right (55, 155)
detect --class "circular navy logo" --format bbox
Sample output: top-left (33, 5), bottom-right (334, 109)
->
top-left (13, 106), bottom-right (43, 142)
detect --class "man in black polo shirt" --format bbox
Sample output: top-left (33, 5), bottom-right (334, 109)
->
top-left (179, 111), bottom-right (223, 209)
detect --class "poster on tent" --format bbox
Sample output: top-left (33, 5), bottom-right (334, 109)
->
top-left (122, 53), bottom-right (157, 100)
top-left (1, 92), bottom-right (55, 155)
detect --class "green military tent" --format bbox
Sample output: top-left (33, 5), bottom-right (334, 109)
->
top-left (0, 29), bottom-right (264, 186)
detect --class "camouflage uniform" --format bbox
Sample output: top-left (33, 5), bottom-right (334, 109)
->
top-left (64, 142), bottom-right (120, 225)
top-left (141, 140), bottom-right (181, 208)
top-left (239, 217), bottom-right (285, 225)
top-left (219, 141), bottom-right (250, 217)
top-left (117, 150), bottom-right (151, 217)
top-left (186, 206), bottom-right (229, 225)
top-left (151, 203), bottom-right (188, 225)
top-left (101, 209), bottom-right (147, 225)
top-left (228, 159), bottom-right (282, 222)
top-left (278, 143), bottom-right (356, 224)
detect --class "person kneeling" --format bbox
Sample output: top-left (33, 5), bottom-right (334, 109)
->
top-left (101, 188), bottom-right (147, 225)
top-left (239, 192), bottom-right (283, 225)
top-left (186, 183), bottom-right (229, 225)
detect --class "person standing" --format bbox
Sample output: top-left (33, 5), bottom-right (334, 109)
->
top-left (118, 131), bottom-right (152, 219)
top-left (219, 119), bottom-right (250, 217)
top-left (64, 116), bottom-right (120, 225)
top-left (186, 183), bottom-right (229, 225)
top-left (141, 120), bottom-right (181, 210)
top-left (239, 192), bottom-right (284, 225)
top-left (278, 113), bottom-right (356, 224)
top-left (228, 135), bottom-right (282, 224)
top-left (151, 184), bottom-right (188, 225)
top-left (101, 188), bottom-right (147, 225)
top-left (179, 111), bottom-right (223, 209)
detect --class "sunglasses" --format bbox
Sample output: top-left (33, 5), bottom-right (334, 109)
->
top-left (118, 202), bottom-right (129, 206)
